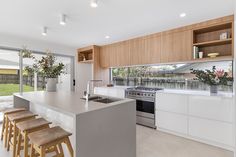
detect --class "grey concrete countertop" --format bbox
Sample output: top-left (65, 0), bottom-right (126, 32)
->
top-left (14, 91), bottom-right (134, 117)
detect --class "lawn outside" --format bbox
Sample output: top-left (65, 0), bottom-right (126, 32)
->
top-left (0, 84), bottom-right (42, 96)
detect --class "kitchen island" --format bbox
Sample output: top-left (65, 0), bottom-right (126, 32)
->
top-left (13, 91), bottom-right (136, 157)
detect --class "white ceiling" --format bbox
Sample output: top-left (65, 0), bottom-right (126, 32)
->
top-left (0, 0), bottom-right (234, 49)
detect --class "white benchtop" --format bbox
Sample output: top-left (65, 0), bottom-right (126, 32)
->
top-left (157, 89), bottom-right (234, 98)
top-left (95, 86), bottom-right (234, 98)
top-left (14, 91), bottom-right (133, 117)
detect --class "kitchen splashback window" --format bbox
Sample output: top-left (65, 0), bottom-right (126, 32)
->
top-left (111, 61), bottom-right (233, 92)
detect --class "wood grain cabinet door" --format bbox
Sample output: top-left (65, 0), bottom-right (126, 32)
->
top-left (115, 41), bottom-right (130, 67)
top-left (129, 38), bottom-right (145, 65)
top-left (161, 30), bottom-right (192, 63)
top-left (172, 30), bottom-right (192, 62)
top-left (144, 34), bottom-right (162, 64)
top-left (161, 32), bottom-right (173, 63)
top-left (100, 45), bottom-right (116, 68)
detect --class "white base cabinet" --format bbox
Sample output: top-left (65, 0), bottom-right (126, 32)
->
top-left (156, 92), bottom-right (234, 150)
top-left (94, 87), bottom-right (126, 98)
top-left (157, 110), bottom-right (188, 134)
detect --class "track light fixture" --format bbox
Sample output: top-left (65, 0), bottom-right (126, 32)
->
top-left (42, 27), bottom-right (48, 36)
top-left (90, 0), bottom-right (98, 8)
top-left (60, 14), bottom-right (67, 25)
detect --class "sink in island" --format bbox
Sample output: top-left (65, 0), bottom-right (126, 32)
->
top-left (13, 91), bottom-right (136, 157)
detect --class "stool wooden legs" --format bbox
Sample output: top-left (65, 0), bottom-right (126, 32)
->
top-left (1, 115), bottom-right (6, 141)
top-left (30, 144), bottom-right (35, 157)
top-left (4, 117), bottom-right (9, 148)
top-left (40, 146), bottom-right (46, 157)
top-left (58, 144), bottom-right (64, 157)
top-left (12, 122), bottom-right (18, 157)
top-left (7, 121), bottom-right (12, 151)
top-left (65, 137), bottom-right (74, 157)
top-left (30, 137), bottom-right (74, 157)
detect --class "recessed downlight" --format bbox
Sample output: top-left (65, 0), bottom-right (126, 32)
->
top-left (105, 35), bottom-right (110, 39)
top-left (180, 13), bottom-right (186, 18)
top-left (42, 27), bottom-right (48, 36)
top-left (90, 0), bottom-right (98, 8)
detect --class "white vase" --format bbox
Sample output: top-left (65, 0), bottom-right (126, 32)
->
top-left (46, 78), bottom-right (58, 92)
top-left (210, 85), bottom-right (218, 94)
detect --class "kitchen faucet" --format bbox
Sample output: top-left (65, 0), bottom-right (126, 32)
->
top-left (84, 80), bottom-right (102, 101)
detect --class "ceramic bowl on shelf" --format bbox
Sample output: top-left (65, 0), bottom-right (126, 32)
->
top-left (207, 53), bottom-right (220, 58)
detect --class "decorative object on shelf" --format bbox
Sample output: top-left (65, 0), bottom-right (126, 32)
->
top-left (220, 32), bottom-right (229, 40)
top-left (107, 84), bottom-right (114, 87)
top-left (191, 66), bottom-right (233, 94)
top-left (193, 46), bottom-right (199, 59)
top-left (38, 52), bottom-right (65, 92)
top-left (207, 53), bottom-right (219, 58)
top-left (198, 51), bottom-right (203, 59)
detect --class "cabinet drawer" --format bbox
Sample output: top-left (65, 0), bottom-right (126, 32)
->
top-left (189, 96), bottom-right (233, 122)
top-left (189, 117), bottom-right (234, 146)
top-left (156, 110), bottom-right (188, 135)
top-left (156, 93), bottom-right (188, 114)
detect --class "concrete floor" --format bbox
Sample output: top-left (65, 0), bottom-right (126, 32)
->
top-left (0, 125), bottom-right (234, 157)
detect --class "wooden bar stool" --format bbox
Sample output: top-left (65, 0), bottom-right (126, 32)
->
top-left (28, 126), bottom-right (74, 157)
top-left (16, 118), bottom-right (52, 157)
top-left (7, 111), bottom-right (37, 157)
top-left (1, 108), bottom-right (26, 148)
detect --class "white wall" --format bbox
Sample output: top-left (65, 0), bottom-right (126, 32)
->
top-left (0, 33), bottom-right (76, 56)
top-left (75, 63), bottom-right (93, 96)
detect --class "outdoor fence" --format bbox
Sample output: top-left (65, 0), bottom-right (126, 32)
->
top-left (0, 74), bottom-right (46, 89)
top-left (112, 77), bottom-right (233, 92)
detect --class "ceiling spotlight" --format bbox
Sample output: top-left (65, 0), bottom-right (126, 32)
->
top-left (180, 13), bottom-right (186, 18)
top-left (60, 14), bottom-right (67, 26)
top-left (42, 27), bottom-right (48, 36)
top-left (90, 0), bottom-right (98, 8)
top-left (105, 35), bottom-right (110, 39)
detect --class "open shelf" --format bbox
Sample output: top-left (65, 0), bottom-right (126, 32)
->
top-left (78, 47), bottom-right (94, 63)
top-left (192, 22), bottom-right (233, 61)
top-left (192, 55), bottom-right (233, 62)
top-left (193, 38), bottom-right (232, 47)
top-left (78, 60), bottom-right (94, 63)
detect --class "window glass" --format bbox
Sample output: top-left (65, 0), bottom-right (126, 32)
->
top-left (111, 61), bottom-right (233, 92)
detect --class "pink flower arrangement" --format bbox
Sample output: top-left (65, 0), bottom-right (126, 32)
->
top-left (215, 69), bottom-right (225, 78)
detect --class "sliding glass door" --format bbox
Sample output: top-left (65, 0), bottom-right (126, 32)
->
top-left (0, 49), bottom-right (19, 121)
top-left (0, 48), bottom-right (74, 122)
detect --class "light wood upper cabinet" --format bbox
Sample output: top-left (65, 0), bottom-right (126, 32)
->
top-left (100, 45), bottom-right (112, 68)
top-left (129, 38), bottom-right (145, 65)
top-left (98, 15), bottom-right (233, 67)
top-left (161, 30), bottom-right (192, 63)
top-left (172, 30), bottom-right (192, 62)
top-left (115, 41), bottom-right (130, 67)
top-left (161, 32), bottom-right (173, 63)
top-left (144, 34), bottom-right (162, 64)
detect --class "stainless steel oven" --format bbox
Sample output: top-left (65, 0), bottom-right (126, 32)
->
top-left (125, 87), bottom-right (162, 128)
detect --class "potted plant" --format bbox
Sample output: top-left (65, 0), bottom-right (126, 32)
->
top-left (38, 53), bottom-right (64, 92)
top-left (191, 66), bottom-right (232, 94)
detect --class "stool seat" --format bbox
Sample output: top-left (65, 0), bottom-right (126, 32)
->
top-left (2, 108), bottom-right (26, 114)
top-left (28, 126), bottom-right (72, 146)
top-left (16, 118), bottom-right (52, 132)
top-left (8, 111), bottom-right (37, 122)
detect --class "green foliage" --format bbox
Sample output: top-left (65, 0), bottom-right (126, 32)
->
top-left (37, 53), bottom-right (65, 78)
top-left (23, 51), bottom-right (65, 78)
top-left (191, 66), bottom-right (232, 86)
